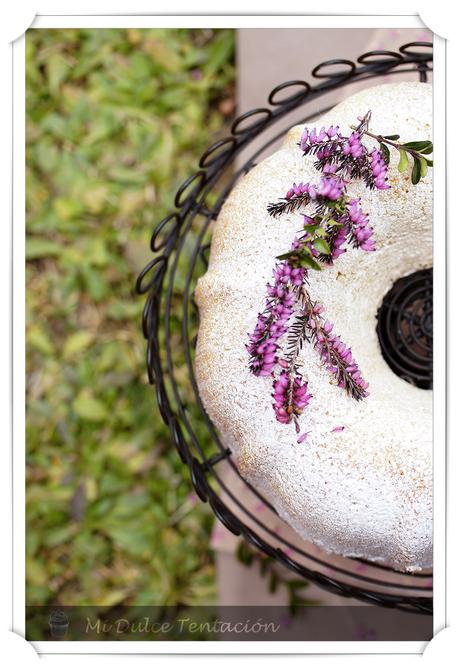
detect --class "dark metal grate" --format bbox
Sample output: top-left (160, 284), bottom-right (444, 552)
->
top-left (377, 269), bottom-right (433, 389)
top-left (137, 43), bottom-right (433, 615)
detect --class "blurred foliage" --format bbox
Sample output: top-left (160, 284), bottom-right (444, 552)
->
top-left (26, 28), bottom-right (235, 610)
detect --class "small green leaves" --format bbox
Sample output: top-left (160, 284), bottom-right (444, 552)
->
top-left (297, 252), bottom-right (322, 271)
top-left (401, 140), bottom-right (433, 155)
top-left (269, 572), bottom-right (279, 594)
top-left (398, 148), bottom-right (409, 173)
top-left (419, 156), bottom-right (428, 179)
top-left (304, 223), bottom-right (327, 237)
top-left (411, 157), bottom-right (422, 185)
top-left (379, 142), bottom-right (390, 165)
top-left (236, 540), bottom-right (254, 566)
top-left (397, 142), bottom-right (432, 184)
top-left (73, 390), bottom-right (109, 422)
top-left (276, 248), bottom-right (322, 271)
top-left (303, 222), bottom-right (320, 234)
top-left (411, 155), bottom-right (428, 184)
top-left (374, 133), bottom-right (433, 187)
top-left (314, 227), bottom-right (327, 238)
top-left (276, 250), bottom-right (297, 261)
top-left (312, 238), bottom-right (331, 255)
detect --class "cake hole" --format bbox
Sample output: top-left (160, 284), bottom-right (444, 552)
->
top-left (376, 268), bottom-right (432, 389)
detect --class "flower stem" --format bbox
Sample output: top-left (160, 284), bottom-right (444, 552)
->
top-left (297, 286), bottom-right (369, 401)
top-left (352, 126), bottom-right (429, 162)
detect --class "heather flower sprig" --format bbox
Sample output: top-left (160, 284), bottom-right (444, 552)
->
top-left (345, 199), bottom-right (376, 252)
top-left (352, 127), bottom-right (433, 186)
top-left (276, 201), bottom-right (376, 271)
top-left (298, 110), bottom-right (433, 189)
top-left (246, 260), bottom-right (305, 377)
top-left (267, 175), bottom-right (346, 218)
top-left (298, 111), bottom-right (391, 191)
top-left (248, 109), bottom-right (432, 433)
top-left (297, 287), bottom-right (369, 401)
top-left (272, 369), bottom-right (312, 430)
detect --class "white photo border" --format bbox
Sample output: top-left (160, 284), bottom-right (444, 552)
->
top-left (12, 13), bottom-right (446, 656)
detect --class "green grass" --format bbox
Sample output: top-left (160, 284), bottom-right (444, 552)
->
top-left (26, 28), bottom-right (235, 608)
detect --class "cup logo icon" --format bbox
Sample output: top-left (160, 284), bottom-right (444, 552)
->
top-left (48, 610), bottom-right (69, 638)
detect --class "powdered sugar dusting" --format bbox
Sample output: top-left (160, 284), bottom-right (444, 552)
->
top-left (195, 82), bottom-right (432, 571)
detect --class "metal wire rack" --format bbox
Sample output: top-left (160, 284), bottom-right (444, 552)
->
top-left (377, 268), bottom-right (433, 389)
top-left (137, 42), bottom-right (433, 615)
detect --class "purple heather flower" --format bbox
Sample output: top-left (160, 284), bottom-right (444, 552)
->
top-left (316, 331), bottom-right (369, 397)
top-left (323, 162), bottom-right (339, 175)
top-left (292, 375), bottom-right (312, 410)
top-left (247, 261), bottom-right (306, 376)
top-left (316, 145), bottom-right (336, 162)
top-left (342, 131), bottom-right (365, 158)
top-left (285, 182), bottom-right (317, 201)
top-left (327, 125), bottom-right (340, 138)
top-left (300, 125), bottom-right (341, 152)
top-left (272, 371), bottom-right (291, 424)
top-left (369, 148), bottom-right (390, 190)
top-left (296, 115), bottom-right (393, 195)
top-left (329, 225), bottom-right (348, 261)
top-left (316, 176), bottom-right (345, 201)
top-left (272, 370), bottom-right (312, 424)
top-left (258, 109), bottom-right (416, 426)
top-left (303, 300), bottom-right (369, 400)
top-left (257, 110), bottom-right (432, 434)
top-left (347, 199), bottom-right (376, 252)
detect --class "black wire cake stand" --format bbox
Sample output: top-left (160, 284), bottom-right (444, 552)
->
top-left (137, 42), bottom-right (433, 615)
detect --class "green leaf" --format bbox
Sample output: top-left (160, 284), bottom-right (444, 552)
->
top-left (303, 223), bottom-right (320, 234)
top-left (107, 301), bottom-right (143, 320)
top-left (269, 573), bottom-right (279, 594)
top-left (379, 142), bottom-right (390, 165)
top-left (276, 250), bottom-right (299, 262)
top-left (143, 35), bottom-right (182, 73)
top-left (53, 197), bottom-right (85, 221)
top-left (402, 140), bottom-right (433, 154)
top-left (312, 238), bottom-right (331, 255)
top-left (43, 524), bottom-right (76, 549)
top-left (46, 53), bottom-right (69, 96)
top-left (383, 134), bottom-right (400, 140)
top-left (26, 238), bottom-right (62, 260)
top-left (73, 390), bottom-right (109, 422)
top-left (62, 332), bottom-right (94, 359)
top-left (419, 156), bottom-right (428, 179)
top-left (313, 227), bottom-right (327, 238)
top-left (79, 265), bottom-right (108, 302)
top-left (236, 541), bottom-right (253, 566)
top-left (398, 149), bottom-right (409, 174)
top-left (411, 157), bottom-right (422, 185)
top-left (205, 30), bottom-right (234, 76)
top-left (28, 326), bottom-right (55, 356)
top-left (297, 251), bottom-right (322, 271)
top-left (425, 159), bottom-right (433, 167)
top-left (287, 579), bottom-right (310, 590)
